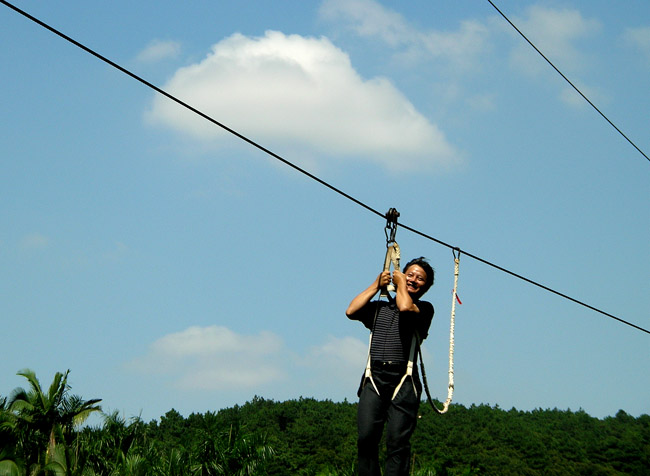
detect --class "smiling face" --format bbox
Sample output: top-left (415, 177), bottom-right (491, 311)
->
top-left (404, 264), bottom-right (428, 298)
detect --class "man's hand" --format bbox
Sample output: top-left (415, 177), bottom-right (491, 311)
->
top-left (392, 269), bottom-right (420, 313)
top-left (377, 270), bottom-right (392, 289)
top-left (346, 270), bottom-right (393, 317)
top-left (392, 270), bottom-right (406, 289)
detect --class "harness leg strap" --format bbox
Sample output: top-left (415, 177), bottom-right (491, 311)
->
top-left (391, 334), bottom-right (418, 400)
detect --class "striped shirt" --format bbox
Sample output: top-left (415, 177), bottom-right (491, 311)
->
top-left (370, 303), bottom-right (405, 362)
top-left (349, 299), bottom-right (434, 363)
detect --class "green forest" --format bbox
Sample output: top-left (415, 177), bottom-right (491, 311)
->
top-left (1, 369), bottom-right (648, 475)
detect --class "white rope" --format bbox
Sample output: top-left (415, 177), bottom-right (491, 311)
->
top-left (428, 253), bottom-right (460, 414)
top-left (417, 250), bottom-right (460, 414)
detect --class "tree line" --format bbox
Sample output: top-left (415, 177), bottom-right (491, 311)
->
top-left (1, 369), bottom-right (648, 475)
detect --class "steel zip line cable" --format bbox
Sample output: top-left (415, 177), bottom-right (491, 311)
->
top-left (2, 0), bottom-right (648, 336)
top-left (485, 0), bottom-right (650, 165)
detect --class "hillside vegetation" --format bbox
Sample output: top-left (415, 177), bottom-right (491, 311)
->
top-left (1, 369), bottom-right (648, 475)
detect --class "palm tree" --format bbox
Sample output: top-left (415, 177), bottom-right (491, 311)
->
top-left (7, 369), bottom-right (102, 475)
top-left (0, 395), bottom-right (23, 476)
top-left (90, 411), bottom-right (148, 475)
top-left (210, 423), bottom-right (275, 476)
top-left (157, 448), bottom-right (191, 476)
top-left (0, 449), bottom-right (22, 476)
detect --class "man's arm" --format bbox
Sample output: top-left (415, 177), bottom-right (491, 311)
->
top-left (346, 271), bottom-right (390, 317)
top-left (392, 270), bottom-right (420, 313)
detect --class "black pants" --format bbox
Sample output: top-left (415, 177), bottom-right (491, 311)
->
top-left (357, 364), bottom-right (421, 476)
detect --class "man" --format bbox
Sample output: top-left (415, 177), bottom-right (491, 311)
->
top-left (346, 257), bottom-right (435, 476)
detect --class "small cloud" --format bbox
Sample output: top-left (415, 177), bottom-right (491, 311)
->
top-left (145, 30), bottom-right (460, 172)
top-left (307, 335), bottom-right (367, 368)
top-left (559, 83), bottom-right (608, 109)
top-left (300, 335), bottom-right (367, 392)
top-left (20, 233), bottom-right (50, 250)
top-left (136, 39), bottom-right (181, 63)
top-left (465, 93), bottom-right (497, 112)
top-left (623, 26), bottom-right (650, 64)
top-left (126, 326), bottom-right (369, 399)
top-left (320, 0), bottom-right (490, 69)
top-left (127, 326), bottom-right (287, 390)
top-left (320, 0), bottom-right (412, 48)
top-left (419, 20), bottom-right (491, 69)
top-left (104, 241), bottom-right (129, 261)
top-left (508, 6), bottom-right (601, 76)
top-left (150, 326), bottom-right (282, 357)
top-left (306, 336), bottom-right (368, 371)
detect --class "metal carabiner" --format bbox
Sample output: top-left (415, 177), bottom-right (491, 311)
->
top-left (384, 208), bottom-right (400, 244)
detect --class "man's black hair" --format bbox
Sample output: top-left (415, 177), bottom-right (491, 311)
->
top-left (403, 257), bottom-right (435, 294)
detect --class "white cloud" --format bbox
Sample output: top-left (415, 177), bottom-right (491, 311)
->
top-left (150, 326), bottom-right (282, 356)
top-left (136, 39), bottom-right (181, 63)
top-left (306, 335), bottom-right (367, 370)
top-left (319, 1), bottom-right (609, 113)
top-left (623, 26), bottom-right (650, 63)
top-left (320, 0), bottom-right (490, 69)
top-left (465, 93), bottom-right (497, 112)
top-left (126, 326), bottom-right (368, 398)
top-left (419, 20), bottom-right (490, 67)
top-left (294, 335), bottom-right (368, 398)
top-left (320, 0), bottom-right (412, 47)
top-left (127, 326), bottom-right (287, 390)
top-left (175, 364), bottom-right (286, 391)
top-left (20, 233), bottom-right (50, 250)
top-left (145, 30), bottom-right (460, 172)
top-left (508, 6), bottom-right (601, 76)
top-left (559, 83), bottom-right (608, 109)
top-left (103, 241), bottom-right (129, 262)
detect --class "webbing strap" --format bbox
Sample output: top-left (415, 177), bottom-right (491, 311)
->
top-left (363, 241), bottom-right (400, 396)
top-left (363, 332), bottom-right (380, 396)
top-left (391, 334), bottom-right (418, 400)
top-left (380, 242), bottom-right (400, 298)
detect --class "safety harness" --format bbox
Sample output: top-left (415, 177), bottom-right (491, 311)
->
top-left (362, 209), bottom-right (460, 413)
top-left (362, 209), bottom-right (401, 397)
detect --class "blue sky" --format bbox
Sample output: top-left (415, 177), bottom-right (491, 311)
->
top-left (1, 0), bottom-right (648, 423)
